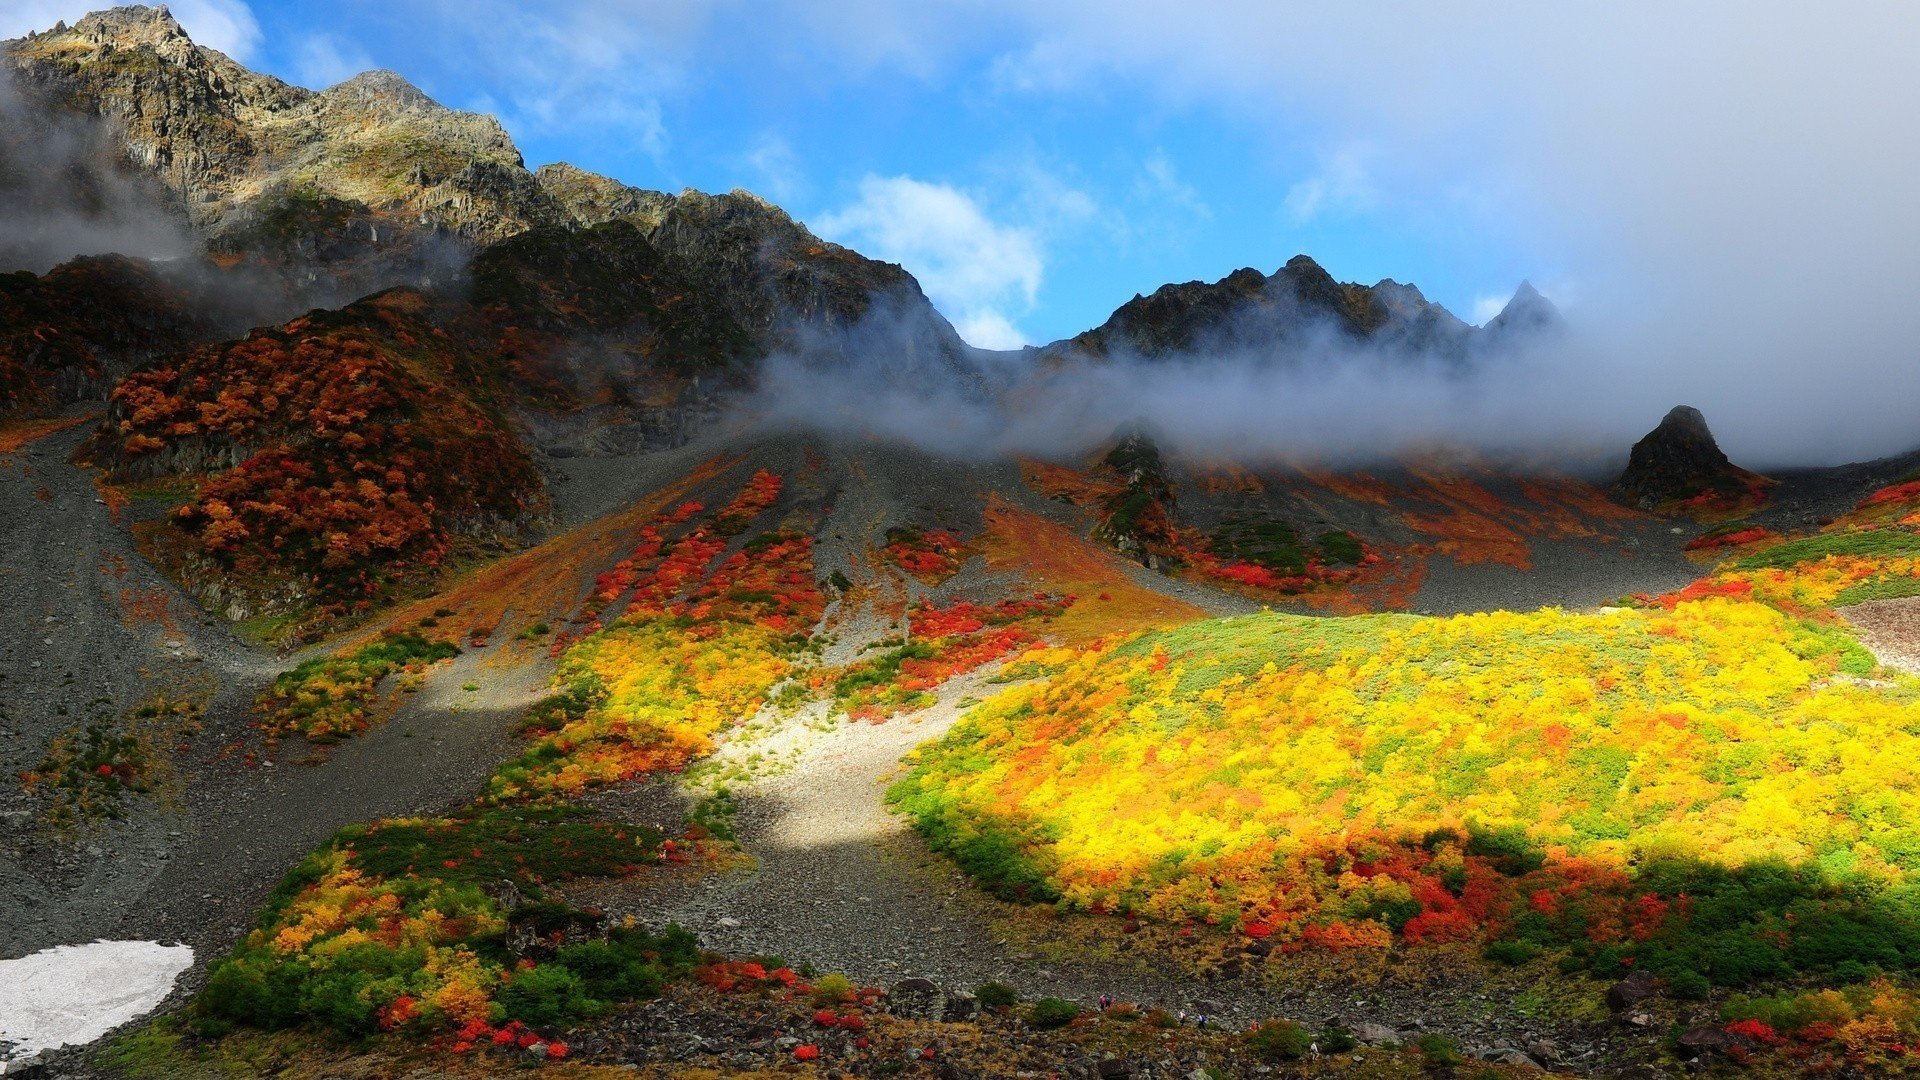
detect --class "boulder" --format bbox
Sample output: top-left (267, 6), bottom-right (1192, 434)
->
top-left (886, 978), bottom-right (947, 1021)
top-left (1677, 1025), bottom-right (1756, 1059)
top-left (1351, 1021), bottom-right (1399, 1045)
top-left (941, 991), bottom-right (981, 1023)
top-left (1606, 969), bottom-right (1661, 1012)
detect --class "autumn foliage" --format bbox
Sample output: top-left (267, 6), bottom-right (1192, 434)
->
top-left (102, 289), bottom-right (544, 615)
top-left (892, 591), bottom-right (1920, 991)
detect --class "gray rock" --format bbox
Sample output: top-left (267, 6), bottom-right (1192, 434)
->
top-left (887, 977), bottom-right (947, 1021)
top-left (1606, 969), bottom-right (1660, 1012)
top-left (941, 991), bottom-right (981, 1023)
top-left (1352, 1021), bottom-right (1399, 1045)
top-left (1677, 1025), bottom-right (1755, 1059)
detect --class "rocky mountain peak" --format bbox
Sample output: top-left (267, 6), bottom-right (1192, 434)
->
top-left (320, 69), bottom-right (437, 111)
top-left (1485, 280), bottom-right (1562, 337)
top-left (69, 5), bottom-right (192, 54)
top-left (533, 163), bottom-right (672, 229)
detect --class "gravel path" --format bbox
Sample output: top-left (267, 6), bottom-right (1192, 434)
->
top-left (1842, 597), bottom-right (1920, 675)
top-left (610, 670), bottom-right (1305, 1024)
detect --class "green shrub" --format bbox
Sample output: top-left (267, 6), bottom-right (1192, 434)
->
top-left (1246, 1019), bottom-right (1313, 1061)
top-left (1667, 970), bottom-right (1711, 1000)
top-left (1415, 1033), bottom-right (1464, 1068)
top-left (1319, 1023), bottom-right (1358, 1053)
top-left (1316, 530), bottom-right (1366, 565)
top-left (1027, 997), bottom-right (1080, 1029)
top-left (976, 981), bottom-right (1020, 1009)
top-left (810, 973), bottom-right (855, 1006)
top-left (1482, 939), bottom-right (1539, 966)
top-left (1464, 823), bottom-right (1546, 876)
top-left (498, 963), bottom-right (600, 1026)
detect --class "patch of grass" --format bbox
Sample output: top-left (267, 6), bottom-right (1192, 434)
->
top-left (1729, 528), bottom-right (1920, 571)
top-left (258, 632), bottom-right (459, 741)
top-left (20, 694), bottom-right (203, 832)
top-left (1210, 516), bottom-right (1308, 573)
top-left (1316, 529), bottom-right (1366, 565)
top-left (690, 788), bottom-right (738, 843)
top-left (337, 805), bottom-right (660, 888)
top-left (1835, 576), bottom-right (1920, 606)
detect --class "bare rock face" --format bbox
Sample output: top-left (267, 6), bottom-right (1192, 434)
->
top-left (535, 162), bottom-right (675, 231)
top-left (1616, 405), bottom-right (1763, 508)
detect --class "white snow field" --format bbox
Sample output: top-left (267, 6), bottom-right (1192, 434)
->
top-left (0, 940), bottom-right (193, 1070)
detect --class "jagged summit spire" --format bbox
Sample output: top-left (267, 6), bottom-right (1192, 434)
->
top-left (1485, 279), bottom-right (1562, 336)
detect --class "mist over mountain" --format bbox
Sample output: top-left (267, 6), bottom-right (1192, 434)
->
top-left (0, 3), bottom-right (1833, 479)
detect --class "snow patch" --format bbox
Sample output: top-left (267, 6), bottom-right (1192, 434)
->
top-left (0, 940), bottom-right (193, 1068)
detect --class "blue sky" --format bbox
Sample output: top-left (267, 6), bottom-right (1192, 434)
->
top-left (7, 0), bottom-right (1552, 348)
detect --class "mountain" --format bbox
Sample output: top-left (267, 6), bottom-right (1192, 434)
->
top-left (0, 255), bottom-right (216, 411)
top-left (1043, 255), bottom-right (1483, 364)
top-left (1482, 279), bottom-right (1562, 338)
top-left (1, 5), bottom-right (979, 390)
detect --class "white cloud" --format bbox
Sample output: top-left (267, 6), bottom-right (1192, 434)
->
top-left (740, 133), bottom-right (804, 202)
top-left (955, 310), bottom-right (1027, 351)
top-left (291, 33), bottom-right (372, 89)
top-left (1139, 149), bottom-right (1210, 220)
top-left (1470, 293), bottom-right (1509, 326)
top-left (1282, 147), bottom-right (1373, 224)
top-left (0, 0), bottom-right (260, 59)
top-left (816, 174), bottom-right (1044, 349)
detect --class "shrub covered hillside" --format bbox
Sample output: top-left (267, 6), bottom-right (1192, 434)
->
top-left (96, 288), bottom-right (545, 625)
top-left (894, 517), bottom-right (1920, 1062)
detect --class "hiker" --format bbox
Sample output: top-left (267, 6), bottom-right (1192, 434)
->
top-left (1099, 994), bottom-right (1113, 1012)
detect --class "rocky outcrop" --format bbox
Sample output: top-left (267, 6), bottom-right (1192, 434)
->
top-left (3, 7), bottom-right (571, 278)
top-left (534, 162), bottom-right (674, 231)
top-left (1093, 424), bottom-right (1182, 569)
top-left (1616, 405), bottom-right (1769, 510)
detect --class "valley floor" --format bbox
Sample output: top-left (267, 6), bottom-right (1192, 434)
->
top-left (2, 421), bottom-right (1875, 1077)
